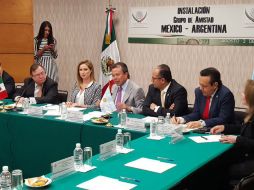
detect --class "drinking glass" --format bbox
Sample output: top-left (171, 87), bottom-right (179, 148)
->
top-left (60, 103), bottom-right (67, 120)
top-left (150, 120), bottom-right (158, 137)
top-left (84, 147), bottom-right (93, 166)
top-left (123, 132), bottom-right (131, 149)
top-left (157, 116), bottom-right (165, 137)
top-left (12, 169), bottom-right (23, 190)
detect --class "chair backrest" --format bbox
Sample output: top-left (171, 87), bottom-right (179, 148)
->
top-left (234, 108), bottom-right (246, 124)
top-left (234, 172), bottom-right (254, 190)
top-left (58, 90), bottom-right (68, 103)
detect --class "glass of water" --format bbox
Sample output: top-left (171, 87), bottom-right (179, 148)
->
top-left (123, 132), bottom-right (131, 149)
top-left (12, 169), bottom-right (23, 190)
top-left (84, 147), bottom-right (93, 166)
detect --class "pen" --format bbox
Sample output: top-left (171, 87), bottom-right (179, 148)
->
top-left (201, 136), bottom-right (208, 140)
top-left (157, 156), bottom-right (174, 162)
top-left (120, 176), bottom-right (141, 183)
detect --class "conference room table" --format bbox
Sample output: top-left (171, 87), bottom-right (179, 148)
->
top-left (23, 133), bottom-right (232, 190)
top-left (0, 100), bottom-right (145, 178)
top-left (0, 100), bottom-right (233, 189)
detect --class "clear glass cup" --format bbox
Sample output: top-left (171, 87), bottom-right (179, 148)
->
top-left (60, 103), bottom-right (67, 120)
top-left (150, 120), bottom-right (158, 137)
top-left (123, 132), bottom-right (131, 149)
top-left (157, 116), bottom-right (165, 137)
top-left (12, 169), bottom-right (23, 190)
top-left (22, 98), bottom-right (30, 114)
top-left (84, 147), bottom-right (93, 166)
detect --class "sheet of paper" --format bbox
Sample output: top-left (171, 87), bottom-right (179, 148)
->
top-left (67, 107), bottom-right (86, 112)
top-left (118, 148), bottom-right (134, 154)
top-left (125, 157), bottom-right (176, 173)
top-left (147, 135), bottom-right (165, 140)
top-left (77, 175), bottom-right (137, 190)
top-left (142, 116), bottom-right (158, 123)
top-left (78, 165), bottom-right (96, 173)
top-left (44, 110), bottom-right (61, 116)
top-left (189, 135), bottom-right (221, 143)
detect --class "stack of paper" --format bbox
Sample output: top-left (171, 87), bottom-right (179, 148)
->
top-left (77, 175), bottom-right (136, 190)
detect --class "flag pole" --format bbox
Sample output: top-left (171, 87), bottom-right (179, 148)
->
top-left (106, 0), bottom-right (116, 12)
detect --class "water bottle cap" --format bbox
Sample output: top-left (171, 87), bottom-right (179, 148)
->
top-left (122, 109), bottom-right (126, 112)
top-left (2, 166), bottom-right (8, 171)
top-left (167, 113), bottom-right (171, 116)
top-left (76, 143), bottom-right (81, 148)
top-left (117, 129), bottom-right (122, 133)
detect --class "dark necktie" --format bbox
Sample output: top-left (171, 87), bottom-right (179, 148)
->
top-left (202, 96), bottom-right (211, 120)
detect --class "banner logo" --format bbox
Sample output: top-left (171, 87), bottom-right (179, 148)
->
top-left (132, 11), bottom-right (147, 23)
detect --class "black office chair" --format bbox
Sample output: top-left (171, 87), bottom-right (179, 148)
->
top-left (14, 84), bottom-right (23, 96)
top-left (234, 107), bottom-right (247, 124)
top-left (58, 90), bottom-right (68, 103)
top-left (234, 172), bottom-right (254, 190)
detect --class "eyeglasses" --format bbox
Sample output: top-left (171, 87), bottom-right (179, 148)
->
top-left (32, 71), bottom-right (45, 78)
top-left (152, 77), bottom-right (162, 81)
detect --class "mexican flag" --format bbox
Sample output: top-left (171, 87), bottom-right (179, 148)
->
top-left (0, 77), bottom-right (8, 100)
top-left (100, 8), bottom-right (120, 94)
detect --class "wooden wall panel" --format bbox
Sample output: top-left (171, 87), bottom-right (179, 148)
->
top-left (0, 54), bottom-right (33, 82)
top-left (0, 0), bottom-right (33, 83)
top-left (0, 24), bottom-right (33, 53)
top-left (0, 0), bottom-right (33, 23)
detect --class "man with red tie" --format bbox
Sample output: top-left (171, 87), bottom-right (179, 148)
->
top-left (172, 67), bottom-right (235, 129)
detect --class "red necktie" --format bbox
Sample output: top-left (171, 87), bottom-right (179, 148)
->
top-left (202, 96), bottom-right (211, 120)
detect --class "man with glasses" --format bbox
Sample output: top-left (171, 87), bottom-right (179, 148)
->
top-left (172, 67), bottom-right (235, 129)
top-left (13, 64), bottom-right (58, 104)
top-left (143, 64), bottom-right (188, 117)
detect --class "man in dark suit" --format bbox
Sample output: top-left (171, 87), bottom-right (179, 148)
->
top-left (0, 62), bottom-right (15, 98)
top-left (111, 62), bottom-right (145, 114)
top-left (142, 64), bottom-right (188, 117)
top-left (172, 67), bottom-right (235, 128)
top-left (13, 64), bottom-right (58, 104)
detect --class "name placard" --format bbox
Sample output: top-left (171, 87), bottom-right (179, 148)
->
top-left (66, 110), bottom-right (83, 123)
top-left (28, 106), bottom-right (43, 117)
top-left (99, 140), bottom-right (117, 160)
top-left (126, 118), bottom-right (146, 132)
top-left (51, 156), bottom-right (75, 180)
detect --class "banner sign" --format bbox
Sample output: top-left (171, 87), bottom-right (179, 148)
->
top-left (129, 5), bottom-right (254, 46)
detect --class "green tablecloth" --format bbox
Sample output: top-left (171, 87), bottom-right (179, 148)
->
top-left (0, 105), bottom-right (146, 178)
top-left (30, 134), bottom-right (232, 190)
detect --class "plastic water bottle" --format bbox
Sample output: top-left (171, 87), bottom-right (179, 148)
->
top-left (165, 113), bottom-right (171, 124)
top-left (0, 166), bottom-right (11, 190)
top-left (120, 109), bottom-right (127, 128)
top-left (116, 129), bottom-right (124, 151)
top-left (73, 143), bottom-right (83, 171)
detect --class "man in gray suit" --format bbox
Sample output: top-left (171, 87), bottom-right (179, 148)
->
top-left (111, 62), bottom-right (145, 114)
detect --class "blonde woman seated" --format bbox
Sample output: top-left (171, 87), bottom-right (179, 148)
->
top-left (67, 60), bottom-right (101, 108)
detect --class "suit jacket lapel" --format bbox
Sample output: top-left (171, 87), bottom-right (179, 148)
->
top-left (209, 92), bottom-right (219, 118)
top-left (164, 86), bottom-right (172, 108)
top-left (112, 85), bottom-right (118, 102)
top-left (122, 82), bottom-right (132, 103)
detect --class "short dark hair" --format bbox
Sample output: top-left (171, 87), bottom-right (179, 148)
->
top-left (111, 62), bottom-right (130, 79)
top-left (200, 67), bottom-right (222, 87)
top-left (30, 64), bottom-right (45, 75)
top-left (157, 64), bottom-right (172, 83)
